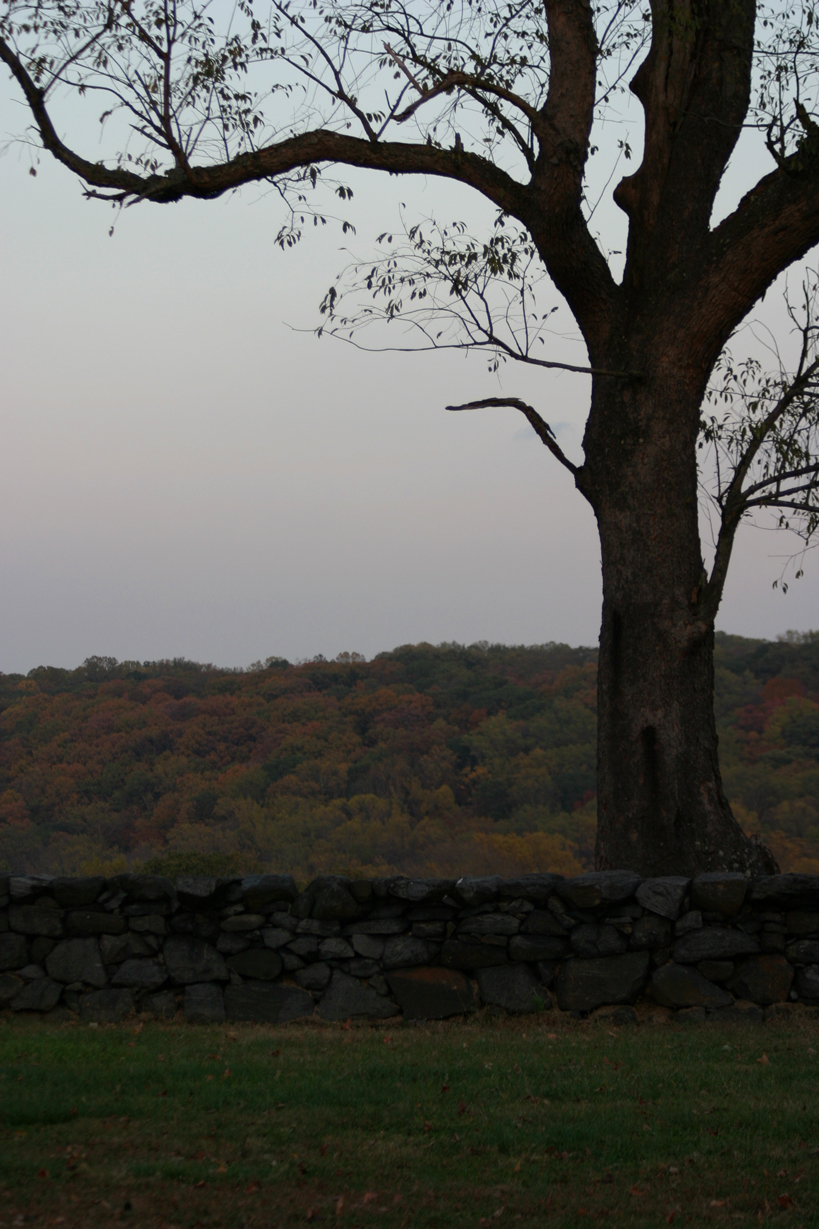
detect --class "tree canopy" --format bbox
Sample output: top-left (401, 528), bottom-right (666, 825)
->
top-left (1, 635), bottom-right (817, 880)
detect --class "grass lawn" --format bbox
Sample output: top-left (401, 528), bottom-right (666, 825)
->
top-left (1, 1007), bottom-right (818, 1228)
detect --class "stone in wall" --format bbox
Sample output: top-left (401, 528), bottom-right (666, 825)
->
top-left (1, 871), bottom-right (819, 1023)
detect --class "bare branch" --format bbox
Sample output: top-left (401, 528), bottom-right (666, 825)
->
top-left (446, 396), bottom-right (579, 476)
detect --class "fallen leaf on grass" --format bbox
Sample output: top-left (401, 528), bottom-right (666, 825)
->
top-left (423, 1123), bottom-right (432, 1133)
top-left (305, 1207), bottom-right (317, 1220)
top-left (757, 1054), bottom-right (769, 1066)
top-left (362, 1192), bottom-right (377, 1204)
top-left (667, 1214), bottom-right (675, 1224)
top-left (458, 1101), bottom-right (466, 1116)
top-left (245, 1182), bottom-right (259, 1193)
top-left (37, 1169), bottom-right (47, 1179)
top-left (441, 1085), bottom-right (450, 1093)
top-left (710, 1199), bottom-right (728, 1207)
top-left (630, 1186), bottom-right (646, 1196)
top-left (222, 1069), bottom-right (231, 1079)
top-left (777, 1194), bottom-right (793, 1209)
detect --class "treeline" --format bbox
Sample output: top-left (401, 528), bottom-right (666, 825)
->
top-left (0, 633), bottom-right (817, 879)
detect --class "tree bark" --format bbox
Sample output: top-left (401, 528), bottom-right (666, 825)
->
top-left (580, 352), bottom-right (777, 876)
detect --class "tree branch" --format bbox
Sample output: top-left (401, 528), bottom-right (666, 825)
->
top-left (446, 396), bottom-right (579, 476)
top-left (0, 33), bottom-right (527, 210)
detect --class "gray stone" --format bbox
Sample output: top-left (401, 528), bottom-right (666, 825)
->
top-left (342, 918), bottom-right (407, 935)
top-left (112, 874), bottom-right (177, 906)
top-left (80, 988), bottom-right (135, 1022)
top-left (673, 927), bottom-right (759, 963)
top-left (295, 962), bottom-right (332, 990)
top-left (18, 964), bottom-right (46, 979)
top-left (728, 955), bottom-right (794, 1005)
top-left (795, 965), bottom-right (819, 999)
top-left (318, 970), bottom-right (397, 1020)
top-left (268, 911), bottom-right (299, 932)
top-left (225, 982), bottom-right (314, 1023)
top-left (142, 991), bottom-right (178, 1019)
top-left (477, 964), bottom-right (550, 1014)
top-left (112, 959), bottom-right (167, 990)
top-left (387, 967), bottom-right (476, 1019)
top-left (0, 932), bottom-right (27, 970)
top-left (381, 936), bottom-right (438, 969)
top-left (185, 983), bottom-right (225, 1023)
top-left (675, 911), bottom-right (703, 935)
top-left (559, 871), bottom-right (641, 911)
top-left (164, 936), bottom-right (229, 984)
top-left (521, 911), bottom-right (566, 936)
top-left (457, 914), bottom-right (520, 937)
top-left (749, 874), bottom-right (819, 911)
top-left (129, 914), bottom-right (167, 935)
top-left (388, 878), bottom-right (455, 905)
top-left (280, 951), bottom-right (305, 972)
top-left (10, 875), bottom-right (53, 901)
top-left (555, 952), bottom-right (650, 1012)
top-left (235, 874), bottom-right (298, 912)
top-left (0, 913), bottom-right (7, 932)
top-left (175, 876), bottom-right (224, 907)
top-left (67, 910), bottom-right (127, 936)
top-left (11, 976), bottom-right (63, 1012)
top-left (221, 913), bottom-right (266, 932)
top-left (411, 922), bottom-right (446, 940)
top-left (310, 877), bottom-right (361, 922)
top-left (508, 935), bottom-right (568, 962)
top-left (0, 974), bottom-right (23, 1006)
top-left (287, 936), bottom-right (320, 959)
top-left (297, 918), bottom-right (341, 937)
top-left (8, 906), bottom-right (64, 937)
top-left (570, 923), bottom-right (628, 958)
top-left (46, 938), bottom-right (106, 987)
top-left (319, 937), bottom-right (356, 960)
top-left (217, 932), bottom-right (251, 955)
top-left (635, 877), bottom-right (690, 920)
top-left (650, 963), bottom-right (733, 1009)
top-left (452, 876), bottom-right (504, 907)
top-left (630, 915), bottom-right (674, 950)
top-left (690, 872), bottom-right (748, 917)
top-left (785, 939), bottom-right (819, 964)
top-left (498, 874), bottom-right (565, 905)
top-left (697, 960), bottom-right (734, 983)
top-left (442, 939), bottom-right (509, 969)
top-left (785, 911), bottom-right (819, 935)
top-left (100, 932), bottom-right (153, 963)
top-left (52, 877), bottom-right (106, 908)
top-left (676, 1006), bottom-right (707, 1023)
top-left (29, 936), bottom-right (56, 964)
top-left (350, 879), bottom-right (374, 904)
top-left (261, 927), bottom-right (293, 950)
top-left (226, 948), bottom-right (283, 981)
top-left (710, 1001), bottom-right (765, 1023)
top-left (347, 958), bottom-right (381, 977)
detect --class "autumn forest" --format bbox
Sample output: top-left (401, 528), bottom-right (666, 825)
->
top-left (1, 634), bottom-right (817, 881)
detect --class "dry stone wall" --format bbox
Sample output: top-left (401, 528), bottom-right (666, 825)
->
top-left (1, 871), bottom-right (818, 1025)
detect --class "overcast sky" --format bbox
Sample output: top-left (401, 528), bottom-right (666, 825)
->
top-left (2, 64), bottom-right (817, 675)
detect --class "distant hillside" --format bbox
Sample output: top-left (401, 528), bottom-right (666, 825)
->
top-left (1, 633), bottom-right (817, 878)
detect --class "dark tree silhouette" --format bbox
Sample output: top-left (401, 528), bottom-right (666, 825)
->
top-left (4, 0), bottom-right (819, 873)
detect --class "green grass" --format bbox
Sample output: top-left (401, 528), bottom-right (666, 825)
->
top-left (1, 1009), bottom-right (818, 1227)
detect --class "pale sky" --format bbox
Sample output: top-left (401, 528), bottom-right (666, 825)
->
top-left (1, 60), bottom-right (817, 675)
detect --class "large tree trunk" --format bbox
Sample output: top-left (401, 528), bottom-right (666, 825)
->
top-left (580, 357), bottom-right (777, 877)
